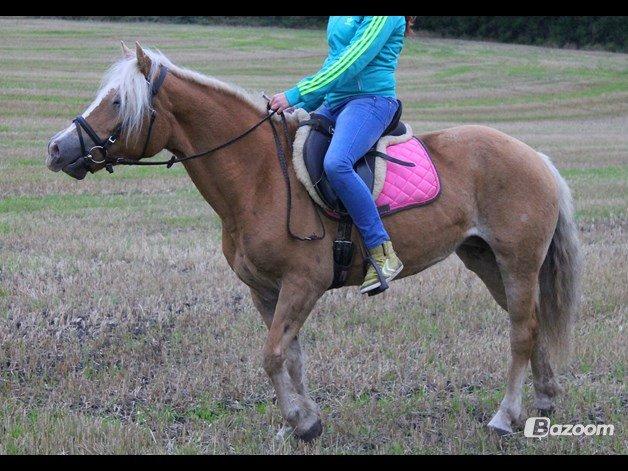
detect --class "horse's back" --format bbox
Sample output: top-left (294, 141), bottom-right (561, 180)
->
top-left (418, 124), bottom-right (551, 174)
top-left (418, 124), bottom-right (557, 197)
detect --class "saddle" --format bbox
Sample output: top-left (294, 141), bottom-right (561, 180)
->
top-left (296, 100), bottom-right (412, 214)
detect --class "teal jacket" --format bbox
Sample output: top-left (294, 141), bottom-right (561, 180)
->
top-left (284, 16), bottom-right (406, 112)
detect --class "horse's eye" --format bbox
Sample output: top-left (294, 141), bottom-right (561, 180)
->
top-left (112, 99), bottom-right (121, 107)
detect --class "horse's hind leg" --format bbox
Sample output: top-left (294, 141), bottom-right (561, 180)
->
top-left (456, 238), bottom-right (508, 311)
top-left (457, 242), bottom-right (529, 433)
top-left (458, 238), bottom-right (556, 433)
top-left (487, 266), bottom-right (541, 435)
top-left (530, 334), bottom-right (561, 415)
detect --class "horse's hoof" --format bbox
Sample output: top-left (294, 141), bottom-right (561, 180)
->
top-left (295, 418), bottom-right (323, 442)
top-left (488, 422), bottom-right (514, 436)
top-left (488, 413), bottom-right (514, 436)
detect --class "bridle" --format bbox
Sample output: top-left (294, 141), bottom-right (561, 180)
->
top-left (69, 65), bottom-right (325, 241)
top-left (72, 65), bottom-right (169, 174)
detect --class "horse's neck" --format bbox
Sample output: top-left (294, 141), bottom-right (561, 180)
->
top-left (166, 81), bottom-right (290, 233)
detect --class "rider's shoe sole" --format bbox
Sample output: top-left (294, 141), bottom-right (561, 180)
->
top-left (359, 263), bottom-right (404, 294)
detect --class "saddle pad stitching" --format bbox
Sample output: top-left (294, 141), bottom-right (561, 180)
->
top-left (375, 137), bottom-right (440, 212)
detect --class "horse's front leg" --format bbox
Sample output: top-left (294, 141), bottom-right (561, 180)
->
top-left (250, 289), bottom-right (312, 399)
top-left (258, 278), bottom-right (323, 441)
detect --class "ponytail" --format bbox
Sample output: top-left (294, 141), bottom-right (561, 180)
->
top-left (405, 16), bottom-right (416, 37)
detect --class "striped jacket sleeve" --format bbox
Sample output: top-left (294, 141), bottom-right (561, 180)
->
top-left (284, 16), bottom-right (396, 111)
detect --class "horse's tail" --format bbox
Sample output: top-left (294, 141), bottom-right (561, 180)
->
top-left (537, 152), bottom-right (582, 365)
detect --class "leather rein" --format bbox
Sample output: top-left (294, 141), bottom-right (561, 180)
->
top-left (71, 65), bottom-right (325, 242)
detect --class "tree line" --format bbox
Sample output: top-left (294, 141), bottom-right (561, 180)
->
top-left (51, 16), bottom-right (627, 52)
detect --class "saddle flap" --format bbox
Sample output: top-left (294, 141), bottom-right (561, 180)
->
top-left (302, 113), bottom-right (333, 186)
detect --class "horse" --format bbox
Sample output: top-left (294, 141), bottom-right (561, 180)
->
top-left (45, 43), bottom-right (582, 441)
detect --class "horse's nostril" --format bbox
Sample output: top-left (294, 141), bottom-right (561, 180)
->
top-left (49, 142), bottom-right (60, 159)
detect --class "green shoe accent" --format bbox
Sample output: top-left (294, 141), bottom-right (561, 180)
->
top-left (360, 241), bottom-right (404, 294)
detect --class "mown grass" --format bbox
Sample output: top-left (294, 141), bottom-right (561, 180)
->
top-left (562, 165), bottom-right (627, 180)
top-left (403, 82), bottom-right (628, 110)
top-left (0, 18), bottom-right (626, 455)
top-left (0, 188), bottom-right (203, 214)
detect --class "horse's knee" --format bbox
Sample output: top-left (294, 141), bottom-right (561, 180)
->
top-left (263, 347), bottom-right (284, 376)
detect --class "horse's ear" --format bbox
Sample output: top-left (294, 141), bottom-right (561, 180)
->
top-left (121, 41), bottom-right (134, 59)
top-left (135, 42), bottom-right (151, 78)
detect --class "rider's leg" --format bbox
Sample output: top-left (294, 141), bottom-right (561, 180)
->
top-left (323, 96), bottom-right (396, 248)
top-left (322, 96), bottom-right (403, 292)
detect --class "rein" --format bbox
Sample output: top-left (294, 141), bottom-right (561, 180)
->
top-left (114, 109), bottom-right (275, 169)
top-left (70, 67), bottom-right (325, 242)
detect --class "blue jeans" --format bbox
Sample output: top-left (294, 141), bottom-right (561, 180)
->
top-left (316, 95), bottom-right (399, 249)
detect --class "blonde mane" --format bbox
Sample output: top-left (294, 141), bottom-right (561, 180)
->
top-left (88, 47), bottom-right (268, 136)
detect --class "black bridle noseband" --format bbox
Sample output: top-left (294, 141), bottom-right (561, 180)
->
top-left (69, 66), bottom-right (325, 241)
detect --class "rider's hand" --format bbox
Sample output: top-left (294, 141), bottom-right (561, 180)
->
top-left (270, 92), bottom-right (290, 114)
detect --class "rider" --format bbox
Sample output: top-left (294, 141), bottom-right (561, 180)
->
top-left (271, 16), bottom-right (412, 294)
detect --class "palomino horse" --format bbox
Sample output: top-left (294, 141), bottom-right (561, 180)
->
top-left (46, 44), bottom-right (581, 440)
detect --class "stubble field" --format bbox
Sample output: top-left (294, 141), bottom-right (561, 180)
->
top-left (0, 18), bottom-right (626, 454)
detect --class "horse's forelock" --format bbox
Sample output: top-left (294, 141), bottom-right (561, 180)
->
top-left (93, 49), bottom-right (170, 139)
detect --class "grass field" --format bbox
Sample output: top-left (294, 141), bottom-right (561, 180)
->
top-left (0, 18), bottom-right (626, 454)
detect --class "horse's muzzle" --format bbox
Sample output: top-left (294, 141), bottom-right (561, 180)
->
top-left (61, 157), bottom-right (91, 180)
top-left (46, 126), bottom-right (92, 179)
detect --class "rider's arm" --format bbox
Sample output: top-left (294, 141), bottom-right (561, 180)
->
top-left (284, 16), bottom-right (396, 112)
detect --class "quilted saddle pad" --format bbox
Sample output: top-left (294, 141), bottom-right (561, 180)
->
top-left (375, 137), bottom-right (440, 216)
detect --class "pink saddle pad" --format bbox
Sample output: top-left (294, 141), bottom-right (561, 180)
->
top-left (375, 137), bottom-right (440, 215)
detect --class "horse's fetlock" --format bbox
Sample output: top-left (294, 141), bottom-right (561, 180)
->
top-left (538, 378), bottom-right (562, 398)
top-left (284, 407), bottom-right (301, 426)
